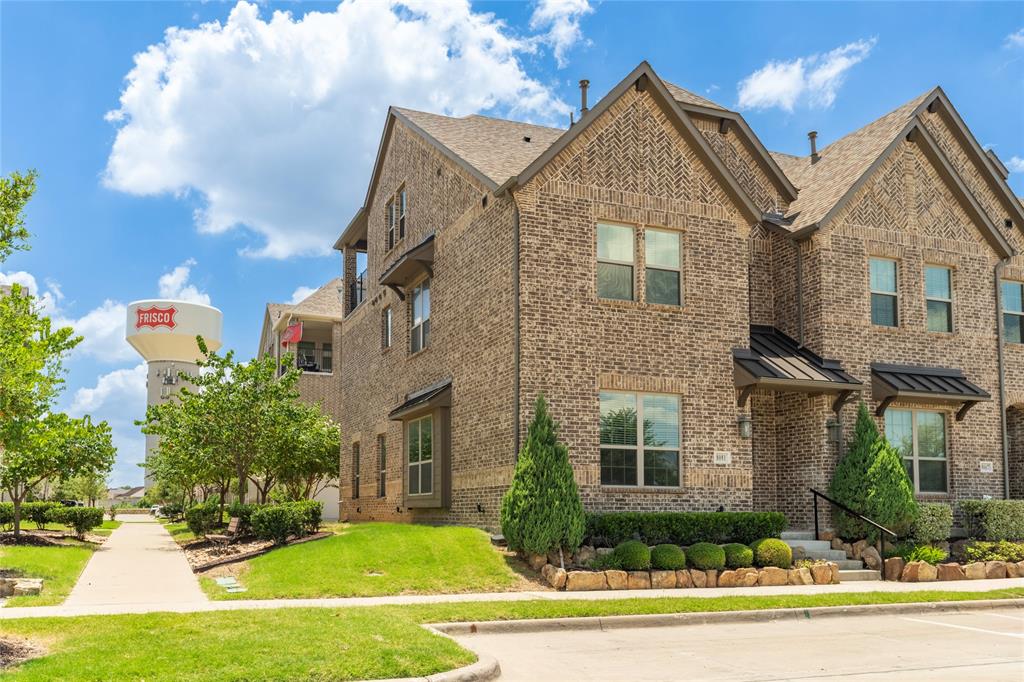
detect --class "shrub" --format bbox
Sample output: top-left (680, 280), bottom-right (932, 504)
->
top-left (501, 396), bottom-right (585, 558)
top-left (0, 502), bottom-right (13, 530)
top-left (964, 540), bottom-right (1024, 563)
top-left (910, 503), bottom-right (953, 544)
top-left (161, 502), bottom-right (184, 521)
top-left (721, 542), bottom-right (754, 568)
top-left (612, 540), bottom-right (652, 570)
top-left (585, 511), bottom-right (785, 547)
top-left (251, 505), bottom-right (301, 545)
top-left (650, 544), bottom-right (687, 570)
top-left (752, 538), bottom-right (792, 568)
top-left (899, 543), bottom-right (947, 565)
top-left (686, 542), bottom-right (726, 571)
top-left (588, 552), bottom-right (621, 571)
top-left (829, 402), bottom-right (918, 542)
top-left (960, 500), bottom-right (1024, 541)
top-left (226, 502), bottom-right (262, 529)
top-left (23, 501), bottom-right (60, 530)
top-left (185, 503), bottom-right (220, 536)
top-left (49, 506), bottom-right (104, 539)
top-left (287, 500), bottom-right (322, 535)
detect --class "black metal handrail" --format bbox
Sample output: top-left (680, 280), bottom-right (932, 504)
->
top-left (810, 488), bottom-right (897, 580)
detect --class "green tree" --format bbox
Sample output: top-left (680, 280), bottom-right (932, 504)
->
top-left (829, 402), bottom-right (917, 542)
top-left (500, 395), bottom-right (585, 565)
top-left (0, 170), bottom-right (36, 262)
top-left (65, 471), bottom-right (109, 507)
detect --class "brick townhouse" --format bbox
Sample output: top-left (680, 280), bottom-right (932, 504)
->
top-left (324, 61), bottom-right (1022, 530)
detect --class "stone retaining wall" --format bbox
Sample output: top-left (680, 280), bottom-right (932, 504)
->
top-left (886, 558), bottom-right (1024, 582)
top-left (540, 563), bottom-right (840, 591)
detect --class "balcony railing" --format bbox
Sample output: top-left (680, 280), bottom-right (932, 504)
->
top-left (296, 346), bottom-right (333, 374)
top-left (349, 270), bottom-right (366, 311)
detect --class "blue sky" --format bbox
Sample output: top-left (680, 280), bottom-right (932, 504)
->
top-left (2, 1), bottom-right (1023, 486)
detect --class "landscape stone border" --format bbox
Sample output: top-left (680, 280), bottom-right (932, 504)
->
top-left (541, 563), bottom-right (840, 591)
top-left (191, 531), bottom-right (333, 573)
top-left (886, 557), bottom-right (1024, 582)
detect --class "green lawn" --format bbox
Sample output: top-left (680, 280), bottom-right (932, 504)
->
top-left (1, 588), bottom-right (1021, 681)
top-left (201, 522), bottom-right (520, 599)
top-left (161, 520), bottom-right (197, 545)
top-left (34, 520), bottom-right (121, 537)
top-left (0, 543), bottom-right (95, 607)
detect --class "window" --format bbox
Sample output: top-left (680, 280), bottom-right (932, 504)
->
top-left (885, 409), bottom-right (946, 494)
top-left (1004, 280), bottom-right (1023, 344)
top-left (599, 391), bottom-right (680, 487)
top-left (382, 307), bottom-right (393, 349)
top-left (870, 258), bottom-right (898, 327)
top-left (411, 280), bottom-right (430, 353)
top-left (351, 442), bottom-right (360, 500)
top-left (386, 199), bottom-right (397, 251)
top-left (321, 343), bottom-right (332, 373)
top-left (398, 188), bottom-right (407, 241)
top-left (297, 341), bottom-right (316, 370)
top-left (645, 229), bottom-right (681, 306)
top-left (925, 266), bottom-right (952, 333)
top-left (377, 435), bottom-right (387, 498)
top-left (407, 415), bottom-right (433, 495)
top-left (597, 223), bottom-right (634, 301)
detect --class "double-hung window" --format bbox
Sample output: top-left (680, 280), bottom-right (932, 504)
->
top-left (377, 435), bottom-right (387, 498)
top-left (645, 229), bottom-right (681, 306)
top-left (925, 266), bottom-right (953, 333)
top-left (352, 442), bottom-right (361, 500)
top-left (411, 280), bottom-right (430, 353)
top-left (599, 391), bottom-right (680, 487)
top-left (885, 409), bottom-right (947, 494)
top-left (398, 188), bottom-right (407, 241)
top-left (597, 223), bottom-right (634, 301)
top-left (386, 199), bottom-right (397, 251)
top-left (321, 343), bottom-right (333, 373)
top-left (407, 415), bottom-right (433, 495)
top-left (382, 307), bottom-right (393, 349)
top-left (1003, 280), bottom-right (1023, 344)
top-left (870, 258), bottom-right (899, 327)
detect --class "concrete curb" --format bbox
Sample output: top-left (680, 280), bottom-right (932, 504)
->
top-left (369, 655), bottom-right (499, 682)
top-left (430, 597), bottom-right (1024, 636)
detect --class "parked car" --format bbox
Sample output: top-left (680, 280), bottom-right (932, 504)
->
top-left (150, 505), bottom-right (163, 516)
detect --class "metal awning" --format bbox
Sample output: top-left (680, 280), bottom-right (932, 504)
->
top-left (379, 233), bottom-right (435, 299)
top-left (388, 379), bottom-right (452, 420)
top-left (734, 326), bottom-right (863, 412)
top-left (871, 363), bottom-right (990, 421)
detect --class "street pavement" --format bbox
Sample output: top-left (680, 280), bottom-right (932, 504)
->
top-left (454, 606), bottom-right (1024, 681)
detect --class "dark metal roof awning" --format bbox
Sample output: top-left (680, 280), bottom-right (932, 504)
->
top-left (379, 233), bottom-right (435, 298)
top-left (389, 379), bottom-right (451, 420)
top-left (734, 326), bottom-right (863, 413)
top-left (871, 363), bottom-right (990, 421)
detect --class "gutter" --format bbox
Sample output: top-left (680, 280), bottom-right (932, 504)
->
top-left (996, 258), bottom-right (1011, 498)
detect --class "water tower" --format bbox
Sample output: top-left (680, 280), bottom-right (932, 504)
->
top-left (125, 300), bottom-right (223, 487)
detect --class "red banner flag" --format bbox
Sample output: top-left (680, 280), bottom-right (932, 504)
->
top-left (281, 322), bottom-right (302, 347)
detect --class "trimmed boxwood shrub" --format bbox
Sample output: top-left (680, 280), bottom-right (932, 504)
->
top-left (961, 500), bottom-right (1024, 541)
top-left (752, 538), bottom-right (792, 568)
top-left (48, 506), bottom-right (104, 539)
top-left (288, 500), bottom-right (323, 534)
top-left (227, 502), bottom-right (262, 530)
top-left (585, 511), bottom-right (785, 547)
top-left (185, 502), bottom-right (221, 536)
top-left (0, 502), bottom-right (13, 530)
top-left (613, 540), bottom-right (651, 570)
top-left (650, 544), bottom-right (687, 570)
top-left (23, 501), bottom-right (61, 530)
top-left (963, 540), bottom-right (1024, 563)
top-left (251, 505), bottom-right (302, 545)
top-left (721, 542), bottom-right (754, 568)
top-left (686, 542), bottom-right (726, 570)
top-left (910, 503), bottom-right (952, 544)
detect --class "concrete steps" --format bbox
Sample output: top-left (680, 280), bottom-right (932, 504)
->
top-left (838, 569), bottom-right (881, 581)
top-left (781, 531), bottom-right (866, 572)
top-left (780, 531), bottom-right (815, 541)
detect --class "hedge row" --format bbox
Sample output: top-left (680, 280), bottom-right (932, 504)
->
top-left (184, 500), bottom-right (323, 545)
top-left (961, 500), bottom-right (1024, 541)
top-left (586, 511), bottom-right (786, 547)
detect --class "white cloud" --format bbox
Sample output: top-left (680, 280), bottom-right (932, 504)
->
top-left (529, 0), bottom-right (592, 68)
top-left (56, 300), bottom-right (135, 363)
top-left (68, 364), bottom-right (148, 487)
top-left (1006, 156), bottom-right (1024, 174)
top-left (1006, 28), bottom-right (1024, 49)
top-left (103, 0), bottom-right (576, 259)
top-left (738, 38), bottom-right (876, 112)
top-left (289, 285), bottom-right (317, 304)
top-left (0, 270), bottom-right (63, 315)
top-left (158, 258), bottom-right (211, 304)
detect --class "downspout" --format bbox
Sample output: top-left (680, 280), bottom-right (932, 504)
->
top-left (512, 196), bottom-right (522, 458)
top-left (996, 259), bottom-right (1010, 499)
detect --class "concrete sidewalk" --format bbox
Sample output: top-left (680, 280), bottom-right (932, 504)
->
top-left (2, 567), bottom-right (1020, 620)
top-left (61, 515), bottom-right (206, 609)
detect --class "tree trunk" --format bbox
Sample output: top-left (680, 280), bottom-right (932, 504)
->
top-left (12, 493), bottom-right (23, 541)
top-left (236, 463), bottom-right (247, 504)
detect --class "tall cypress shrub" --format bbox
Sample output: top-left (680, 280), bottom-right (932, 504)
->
top-left (829, 403), bottom-right (879, 539)
top-left (500, 395), bottom-right (585, 564)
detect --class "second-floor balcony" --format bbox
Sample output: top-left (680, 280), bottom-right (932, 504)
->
top-left (296, 343), bottom-right (333, 374)
top-left (349, 269), bottom-right (366, 311)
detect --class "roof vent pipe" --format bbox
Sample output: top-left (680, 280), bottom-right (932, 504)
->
top-left (579, 79), bottom-right (590, 116)
top-left (808, 131), bottom-right (820, 164)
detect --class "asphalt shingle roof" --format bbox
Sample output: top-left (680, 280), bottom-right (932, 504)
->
top-left (663, 81), bottom-right (728, 111)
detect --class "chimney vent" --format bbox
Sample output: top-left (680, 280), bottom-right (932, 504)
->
top-left (523, 136), bottom-right (531, 143)
top-left (579, 79), bottom-right (590, 116)
top-left (808, 131), bottom-right (820, 164)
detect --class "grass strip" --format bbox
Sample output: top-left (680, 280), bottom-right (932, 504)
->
top-left (0, 544), bottom-right (95, 607)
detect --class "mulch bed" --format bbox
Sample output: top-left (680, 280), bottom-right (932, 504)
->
top-left (187, 531), bottom-right (333, 573)
top-left (0, 529), bottom-right (106, 546)
top-left (0, 637), bottom-right (44, 670)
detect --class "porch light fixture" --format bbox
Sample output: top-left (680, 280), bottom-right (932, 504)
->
top-left (737, 414), bottom-right (752, 439)
top-left (826, 417), bottom-right (842, 445)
